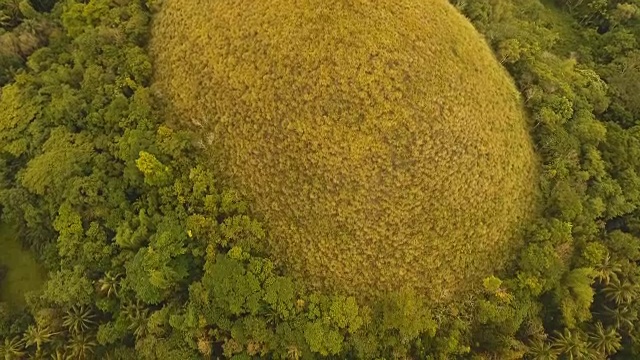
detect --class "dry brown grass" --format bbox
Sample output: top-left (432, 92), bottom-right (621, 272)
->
top-left (150, 0), bottom-right (538, 301)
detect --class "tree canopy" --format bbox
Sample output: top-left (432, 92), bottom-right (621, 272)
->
top-left (2, 0), bottom-right (640, 358)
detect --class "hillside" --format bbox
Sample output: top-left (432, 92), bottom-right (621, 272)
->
top-left (150, 0), bottom-right (539, 299)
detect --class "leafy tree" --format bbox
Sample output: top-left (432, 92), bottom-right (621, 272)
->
top-left (135, 151), bottom-right (172, 187)
top-left (554, 268), bottom-right (596, 328)
top-left (204, 253), bottom-right (263, 317)
top-left (43, 267), bottom-right (94, 307)
top-left (19, 128), bottom-right (93, 198)
top-left (303, 321), bottom-right (343, 356)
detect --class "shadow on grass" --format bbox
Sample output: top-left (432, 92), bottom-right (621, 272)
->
top-left (0, 223), bottom-right (46, 310)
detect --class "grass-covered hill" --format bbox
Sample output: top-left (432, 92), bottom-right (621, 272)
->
top-left (4, 0), bottom-right (640, 358)
top-left (150, 0), bottom-right (539, 299)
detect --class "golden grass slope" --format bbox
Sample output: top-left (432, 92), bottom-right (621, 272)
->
top-left (150, 0), bottom-right (538, 300)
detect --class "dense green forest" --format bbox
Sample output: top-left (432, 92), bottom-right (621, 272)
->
top-left (1, 0), bottom-right (640, 359)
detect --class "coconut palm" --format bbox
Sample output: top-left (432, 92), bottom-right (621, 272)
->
top-left (23, 324), bottom-right (56, 356)
top-left (0, 11), bottom-right (10, 27)
top-left (525, 338), bottom-right (558, 360)
top-left (49, 347), bottom-right (67, 360)
top-left (0, 0), bottom-right (21, 26)
top-left (96, 272), bottom-right (121, 298)
top-left (62, 306), bottom-right (97, 335)
top-left (588, 322), bottom-right (622, 356)
top-left (65, 333), bottom-right (96, 360)
top-left (264, 307), bottom-right (280, 326)
top-left (121, 300), bottom-right (150, 339)
top-left (0, 335), bottom-right (26, 359)
top-left (600, 305), bottom-right (636, 332)
top-left (602, 278), bottom-right (638, 305)
top-left (594, 255), bottom-right (621, 285)
top-left (552, 328), bottom-right (598, 360)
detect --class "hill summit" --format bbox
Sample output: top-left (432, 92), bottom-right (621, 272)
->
top-left (150, 0), bottom-right (538, 300)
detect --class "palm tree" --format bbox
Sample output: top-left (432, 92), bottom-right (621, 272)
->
top-left (594, 255), bottom-right (621, 285)
top-left (264, 307), bottom-right (280, 326)
top-left (96, 272), bottom-right (121, 298)
top-left (0, 11), bottom-right (10, 27)
top-left (552, 328), bottom-right (598, 360)
top-left (602, 278), bottom-right (638, 305)
top-left (62, 306), bottom-right (97, 335)
top-left (600, 305), bottom-right (636, 332)
top-left (0, 0), bottom-right (21, 26)
top-left (588, 322), bottom-right (622, 356)
top-left (121, 300), bottom-right (150, 339)
top-left (23, 324), bottom-right (56, 356)
top-left (49, 347), bottom-right (67, 360)
top-left (65, 333), bottom-right (96, 360)
top-left (0, 335), bottom-right (26, 359)
top-left (525, 338), bottom-right (558, 360)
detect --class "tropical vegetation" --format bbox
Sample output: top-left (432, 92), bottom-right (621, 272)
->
top-left (1, 0), bottom-right (640, 358)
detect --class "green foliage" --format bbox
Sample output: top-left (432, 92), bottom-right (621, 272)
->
top-left (0, 335), bottom-right (26, 359)
top-left (587, 322), bottom-right (621, 356)
top-left (379, 289), bottom-right (437, 345)
top-left (20, 128), bottom-right (93, 197)
top-left (2, 0), bottom-right (640, 358)
top-left (0, 0), bottom-right (53, 85)
top-left (303, 321), bottom-right (343, 356)
top-left (43, 266), bottom-right (93, 307)
top-left (552, 328), bottom-right (596, 360)
top-left (136, 151), bottom-right (172, 187)
top-left (526, 338), bottom-right (559, 360)
top-left (554, 268), bottom-right (596, 328)
top-left (205, 254), bottom-right (263, 317)
top-left (62, 305), bottom-right (96, 335)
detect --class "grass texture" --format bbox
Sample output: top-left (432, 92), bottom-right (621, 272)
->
top-left (0, 224), bottom-right (46, 309)
top-left (150, 0), bottom-right (538, 300)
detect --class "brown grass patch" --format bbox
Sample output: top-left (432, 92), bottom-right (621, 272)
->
top-left (150, 0), bottom-right (538, 300)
